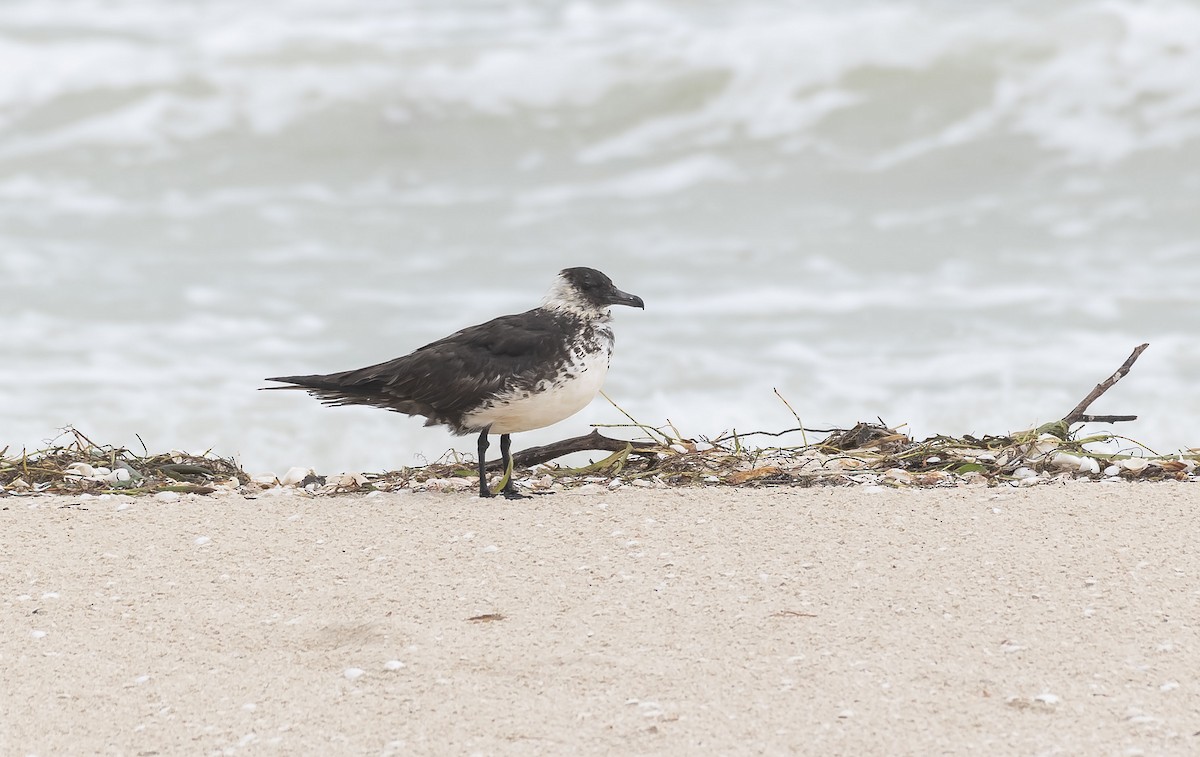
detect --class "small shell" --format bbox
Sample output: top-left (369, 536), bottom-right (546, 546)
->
top-left (1032, 435), bottom-right (1061, 455)
top-left (1049, 453), bottom-right (1082, 471)
top-left (327, 472), bottom-right (369, 488)
top-left (1103, 465), bottom-right (1121, 477)
top-left (914, 471), bottom-right (947, 486)
top-left (826, 457), bottom-right (864, 471)
top-left (1119, 458), bottom-right (1150, 473)
top-left (65, 463), bottom-right (96, 477)
top-left (278, 466), bottom-right (311, 486)
top-left (1050, 453), bottom-right (1100, 474)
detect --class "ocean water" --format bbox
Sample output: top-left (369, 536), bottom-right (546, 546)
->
top-left (3, 0), bottom-right (1199, 474)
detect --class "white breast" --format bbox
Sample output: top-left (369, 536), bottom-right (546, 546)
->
top-left (463, 347), bottom-right (611, 435)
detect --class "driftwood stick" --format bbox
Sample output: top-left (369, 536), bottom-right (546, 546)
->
top-left (485, 429), bottom-right (648, 471)
top-left (1073, 414), bottom-right (1138, 424)
top-left (1062, 343), bottom-right (1149, 425)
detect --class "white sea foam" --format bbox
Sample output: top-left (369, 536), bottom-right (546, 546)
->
top-left (2, 2), bottom-right (1197, 162)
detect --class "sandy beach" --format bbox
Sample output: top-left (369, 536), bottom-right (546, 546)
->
top-left (3, 482), bottom-right (1199, 755)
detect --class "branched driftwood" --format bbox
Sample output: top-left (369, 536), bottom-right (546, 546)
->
top-left (1061, 343), bottom-right (1149, 425)
top-left (484, 429), bottom-right (647, 471)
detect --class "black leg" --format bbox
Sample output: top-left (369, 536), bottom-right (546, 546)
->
top-left (477, 428), bottom-right (493, 498)
top-left (499, 434), bottom-right (527, 499)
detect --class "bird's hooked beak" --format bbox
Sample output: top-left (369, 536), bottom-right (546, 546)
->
top-left (608, 287), bottom-right (645, 310)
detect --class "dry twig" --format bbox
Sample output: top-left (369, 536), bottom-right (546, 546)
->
top-left (1061, 343), bottom-right (1149, 426)
top-left (483, 429), bottom-right (647, 471)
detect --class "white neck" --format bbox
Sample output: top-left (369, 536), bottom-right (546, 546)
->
top-left (540, 276), bottom-right (609, 319)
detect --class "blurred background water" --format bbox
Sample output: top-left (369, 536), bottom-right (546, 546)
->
top-left (3, 0), bottom-right (1199, 474)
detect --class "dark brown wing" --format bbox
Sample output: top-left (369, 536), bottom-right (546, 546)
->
top-left (264, 308), bottom-right (576, 432)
